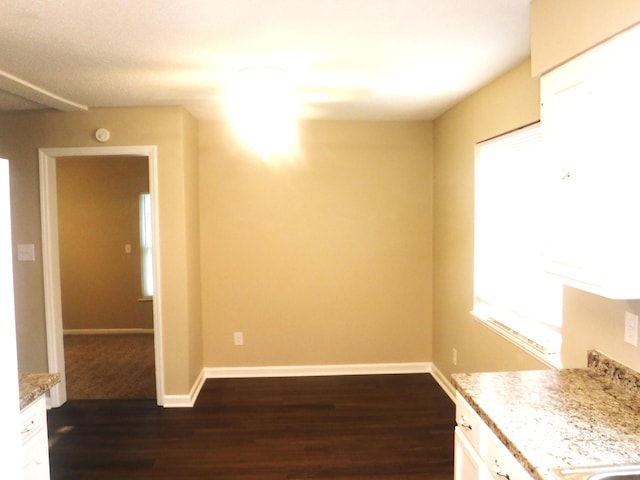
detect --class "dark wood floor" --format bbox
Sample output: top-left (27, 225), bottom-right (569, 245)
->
top-left (47, 374), bottom-right (455, 479)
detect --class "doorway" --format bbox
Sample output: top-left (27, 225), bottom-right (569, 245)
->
top-left (57, 155), bottom-right (154, 399)
top-left (39, 146), bottom-right (164, 407)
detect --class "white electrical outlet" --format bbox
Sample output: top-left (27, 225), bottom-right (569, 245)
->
top-left (234, 331), bottom-right (244, 346)
top-left (624, 312), bottom-right (638, 347)
top-left (452, 348), bottom-right (457, 366)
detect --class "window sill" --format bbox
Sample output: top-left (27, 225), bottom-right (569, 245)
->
top-left (138, 297), bottom-right (153, 302)
top-left (469, 311), bottom-right (562, 370)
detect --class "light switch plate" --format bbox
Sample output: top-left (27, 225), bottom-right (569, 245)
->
top-left (624, 312), bottom-right (638, 347)
top-left (17, 243), bottom-right (35, 261)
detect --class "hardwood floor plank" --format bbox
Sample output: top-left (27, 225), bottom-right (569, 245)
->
top-left (48, 374), bottom-right (454, 479)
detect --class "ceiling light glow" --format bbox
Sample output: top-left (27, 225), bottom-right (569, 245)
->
top-left (226, 67), bottom-right (299, 161)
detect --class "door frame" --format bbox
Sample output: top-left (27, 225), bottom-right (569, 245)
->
top-left (39, 145), bottom-right (165, 407)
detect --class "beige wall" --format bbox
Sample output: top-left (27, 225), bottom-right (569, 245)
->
top-left (2, 104), bottom-right (429, 397)
top-left (531, 0), bottom-right (640, 75)
top-left (432, 58), bottom-right (640, 381)
top-left (181, 110), bottom-right (203, 389)
top-left (0, 107), bottom-right (200, 395)
top-left (57, 155), bottom-right (153, 331)
top-left (199, 120), bottom-right (433, 368)
top-left (2, 113), bottom-right (48, 374)
top-left (432, 60), bottom-right (546, 380)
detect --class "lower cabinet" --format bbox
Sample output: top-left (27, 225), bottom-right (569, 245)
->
top-left (454, 392), bottom-right (531, 480)
top-left (20, 395), bottom-right (51, 480)
top-left (455, 427), bottom-right (489, 480)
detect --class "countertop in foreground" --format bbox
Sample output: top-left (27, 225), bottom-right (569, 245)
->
top-left (451, 351), bottom-right (640, 480)
top-left (19, 373), bottom-right (60, 410)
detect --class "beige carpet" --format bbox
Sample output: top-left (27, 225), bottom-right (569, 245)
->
top-left (63, 333), bottom-right (156, 400)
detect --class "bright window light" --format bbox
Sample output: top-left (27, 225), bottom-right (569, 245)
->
top-left (139, 192), bottom-right (153, 298)
top-left (473, 123), bottom-right (562, 357)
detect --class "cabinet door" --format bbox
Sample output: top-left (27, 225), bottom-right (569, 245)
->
top-left (22, 438), bottom-right (50, 480)
top-left (541, 23), bottom-right (640, 298)
top-left (541, 43), bottom-right (603, 290)
top-left (455, 428), bottom-right (490, 480)
top-left (592, 25), bottom-right (640, 297)
top-left (21, 396), bottom-right (51, 480)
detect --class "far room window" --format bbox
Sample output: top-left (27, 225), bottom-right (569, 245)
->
top-left (139, 192), bottom-right (153, 299)
top-left (472, 123), bottom-right (562, 363)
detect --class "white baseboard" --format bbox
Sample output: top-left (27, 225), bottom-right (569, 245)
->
top-left (204, 362), bottom-right (431, 379)
top-left (430, 362), bottom-right (456, 401)
top-left (63, 328), bottom-right (154, 335)
top-left (162, 369), bottom-right (206, 408)
top-left (166, 362), bottom-right (451, 408)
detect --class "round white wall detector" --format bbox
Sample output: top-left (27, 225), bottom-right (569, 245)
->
top-left (95, 128), bottom-right (111, 142)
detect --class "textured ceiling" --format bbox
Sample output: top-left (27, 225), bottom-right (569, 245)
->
top-left (0, 0), bottom-right (531, 120)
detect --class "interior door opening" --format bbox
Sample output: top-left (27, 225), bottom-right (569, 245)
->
top-left (39, 146), bottom-right (164, 407)
top-left (57, 155), bottom-right (155, 400)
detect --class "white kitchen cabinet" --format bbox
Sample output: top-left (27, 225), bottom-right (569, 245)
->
top-left (455, 390), bottom-right (488, 480)
top-left (484, 425), bottom-right (531, 480)
top-left (541, 23), bottom-right (640, 299)
top-left (21, 395), bottom-right (50, 480)
top-left (455, 426), bottom-right (489, 480)
top-left (454, 392), bottom-right (531, 480)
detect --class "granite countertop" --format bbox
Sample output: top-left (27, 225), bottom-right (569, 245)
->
top-left (19, 373), bottom-right (60, 410)
top-left (451, 351), bottom-right (640, 480)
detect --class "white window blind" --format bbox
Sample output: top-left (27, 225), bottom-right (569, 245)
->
top-left (139, 193), bottom-right (154, 298)
top-left (473, 123), bottom-right (562, 356)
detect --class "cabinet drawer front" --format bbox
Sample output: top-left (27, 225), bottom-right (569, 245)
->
top-left (485, 427), bottom-right (531, 480)
top-left (20, 395), bottom-right (47, 446)
top-left (455, 392), bottom-right (484, 455)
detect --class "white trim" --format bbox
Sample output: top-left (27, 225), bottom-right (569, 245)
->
top-left (162, 395), bottom-right (194, 408)
top-left (430, 363), bottom-right (456, 402)
top-left (204, 362), bottom-right (431, 379)
top-left (63, 328), bottom-right (154, 335)
top-left (39, 152), bottom-right (66, 407)
top-left (0, 69), bottom-right (88, 112)
top-left (166, 363), bottom-right (442, 408)
top-left (163, 369), bottom-right (206, 408)
top-left (39, 146), bottom-right (165, 407)
top-left (470, 312), bottom-right (562, 370)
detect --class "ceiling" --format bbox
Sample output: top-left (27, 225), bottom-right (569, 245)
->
top-left (0, 0), bottom-right (531, 121)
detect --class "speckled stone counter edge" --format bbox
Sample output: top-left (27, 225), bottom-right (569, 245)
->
top-left (451, 351), bottom-right (640, 480)
top-left (588, 350), bottom-right (640, 394)
top-left (19, 373), bottom-right (60, 410)
top-left (451, 375), bottom-right (539, 478)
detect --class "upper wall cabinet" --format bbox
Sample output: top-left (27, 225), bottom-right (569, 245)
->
top-left (541, 24), bottom-right (640, 299)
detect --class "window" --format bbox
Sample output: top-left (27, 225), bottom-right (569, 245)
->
top-left (139, 193), bottom-right (153, 299)
top-left (473, 123), bottom-right (562, 361)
